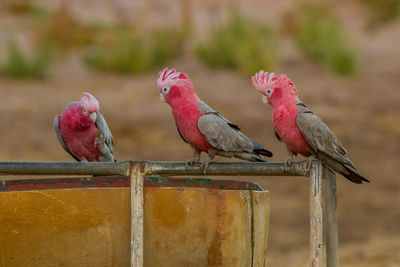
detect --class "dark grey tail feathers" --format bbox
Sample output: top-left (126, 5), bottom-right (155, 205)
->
top-left (341, 166), bottom-right (371, 184)
top-left (254, 148), bottom-right (273, 157)
top-left (250, 139), bottom-right (273, 158)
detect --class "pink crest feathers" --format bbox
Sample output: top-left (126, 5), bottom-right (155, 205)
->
top-left (79, 92), bottom-right (99, 112)
top-left (157, 67), bottom-right (191, 88)
top-left (252, 70), bottom-right (296, 95)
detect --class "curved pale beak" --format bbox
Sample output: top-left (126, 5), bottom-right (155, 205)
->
top-left (90, 112), bottom-right (97, 123)
top-left (261, 95), bottom-right (268, 104)
top-left (160, 93), bottom-right (165, 102)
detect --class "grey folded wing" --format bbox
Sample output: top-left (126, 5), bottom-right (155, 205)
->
top-left (295, 105), bottom-right (357, 170)
top-left (198, 100), bottom-right (240, 130)
top-left (54, 115), bottom-right (80, 161)
top-left (95, 111), bottom-right (115, 161)
top-left (198, 113), bottom-right (254, 153)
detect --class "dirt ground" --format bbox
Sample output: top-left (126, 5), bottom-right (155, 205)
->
top-left (0, 0), bottom-right (399, 266)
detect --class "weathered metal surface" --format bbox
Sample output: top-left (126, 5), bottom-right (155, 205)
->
top-left (0, 176), bottom-right (130, 192)
top-left (0, 178), bottom-right (269, 267)
top-left (251, 191), bottom-right (270, 266)
top-left (310, 162), bottom-right (323, 267)
top-left (0, 161), bottom-right (131, 176)
top-left (131, 165), bottom-right (144, 267)
top-left (0, 176), bottom-right (263, 192)
top-left (144, 176), bottom-right (264, 191)
top-left (0, 188), bottom-right (131, 267)
top-left (0, 161), bottom-right (309, 178)
top-left (143, 161), bottom-right (309, 177)
top-left (0, 160), bottom-right (335, 267)
top-left (324, 168), bottom-right (338, 267)
top-left (144, 188), bottom-right (269, 267)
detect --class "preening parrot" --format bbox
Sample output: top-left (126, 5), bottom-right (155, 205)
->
top-left (54, 92), bottom-right (115, 162)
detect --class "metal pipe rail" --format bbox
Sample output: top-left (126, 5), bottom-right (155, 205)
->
top-left (0, 161), bottom-right (132, 176)
top-left (0, 160), bottom-right (337, 267)
top-left (0, 160), bottom-right (309, 177)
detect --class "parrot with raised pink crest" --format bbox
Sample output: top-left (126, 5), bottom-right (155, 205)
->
top-left (54, 92), bottom-right (115, 162)
top-left (158, 68), bottom-right (272, 170)
top-left (251, 70), bottom-right (370, 184)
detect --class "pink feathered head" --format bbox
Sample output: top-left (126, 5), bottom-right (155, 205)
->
top-left (251, 71), bottom-right (297, 105)
top-left (79, 92), bottom-right (100, 113)
top-left (157, 68), bottom-right (192, 90)
top-left (252, 71), bottom-right (295, 94)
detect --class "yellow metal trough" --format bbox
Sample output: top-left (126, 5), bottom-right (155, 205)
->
top-left (0, 176), bottom-right (269, 267)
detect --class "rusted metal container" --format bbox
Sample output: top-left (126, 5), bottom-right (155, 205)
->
top-left (0, 176), bottom-right (269, 266)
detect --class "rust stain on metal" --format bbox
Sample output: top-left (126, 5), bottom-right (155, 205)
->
top-left (207, 192), bottom-right (225, 266)
top-left (0, 176), bottom-right (263, 192)
top-left (0, 188), bottom-right (131, 266)
top-left (151, 189), bottom-right (187, 229)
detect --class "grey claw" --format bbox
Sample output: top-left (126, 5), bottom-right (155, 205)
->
top-left (200, 162), bottom-right (206, 174)
top-left (200, 160), bottom-right (212, 174)
top-left (285, 158), bottom-right (292, 171)
top-left (305, 156), bottom-right (316, 174)
top-left (185, 158), bottom-right (199, 169)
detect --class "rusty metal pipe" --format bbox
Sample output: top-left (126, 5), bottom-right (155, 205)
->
top-left (0, 161), bottom-right (310, 177)
top-left (0, 161), bottom-right (131, 176)
top-left (142, 161), bottom-right (309, 177)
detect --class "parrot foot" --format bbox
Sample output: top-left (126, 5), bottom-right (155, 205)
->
top-left (185, 158), bottom-right (200, 169)
top-left (284, 157), bottom-right (293, 171)
top-left (305, 156), bottom-right (317, 173)
top-left (200, 158), bottom-right (214, 174)
top-left (186, 149), bottom-right (201, 169)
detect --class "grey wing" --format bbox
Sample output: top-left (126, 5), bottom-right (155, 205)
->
top-left (198, 113), bottom-right (253, 152)
top-left (95, 111), bottom-right (115, 161)
top-left (54, 115), bottom-right (79, 161)
top-left (198, 100), bottom-right (240, 130)
top-left (198, 99), bottom-right (217, 114)
top-left (296, 112), bottom-right (357, 170)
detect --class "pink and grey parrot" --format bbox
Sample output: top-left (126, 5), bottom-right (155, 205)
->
top-left (251, 70), bottom-right (370, 184)
top-left (54, 92), bottom-right (115, 162)
top-left (158, 67), bottom-right (272, 170)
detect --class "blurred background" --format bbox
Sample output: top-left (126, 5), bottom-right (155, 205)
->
top-left (0, 0), bottom-right (399, 265)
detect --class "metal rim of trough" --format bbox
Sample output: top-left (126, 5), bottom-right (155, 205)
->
top-left (0, 160), bottom-right (337, 267)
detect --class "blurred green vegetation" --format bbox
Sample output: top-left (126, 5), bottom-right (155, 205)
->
top-left (3, 0), bottom-right (50, 24)
top-left (4, 0), bottom-right (35, 14)
top-left (286, 4), bottom-right (356, 76)
top-left (28, 4), bottom-right (96, 50)
top-left (1, 2), bottom-right (376, 79)
top-left (23, 4), bottom-right (184, 74)
top-left (0, 41), bottom-right (53, 79)
top-left (196, 13), bottom-right (278, 75)
top-left (362, 0), bottom-right (400, 27)
top-left (84, 26), bottom-right (184, 74)
top-left (41, 6), bottom-right (95, 48)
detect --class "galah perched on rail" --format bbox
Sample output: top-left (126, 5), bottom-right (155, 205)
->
top-left (54, 92), bottom-right (115, 162)
top-left (158, 67), bottom-right (273, 171)
top-left (251, 70), bottom-right (370, 184)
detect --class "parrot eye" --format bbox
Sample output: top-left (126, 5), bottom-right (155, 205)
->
top-left (162, 86), bottom-right (170, 94)
top-left (265, 88), bottom-right (274, 96)
top-left (83, 107), bottom-right (88, 113)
